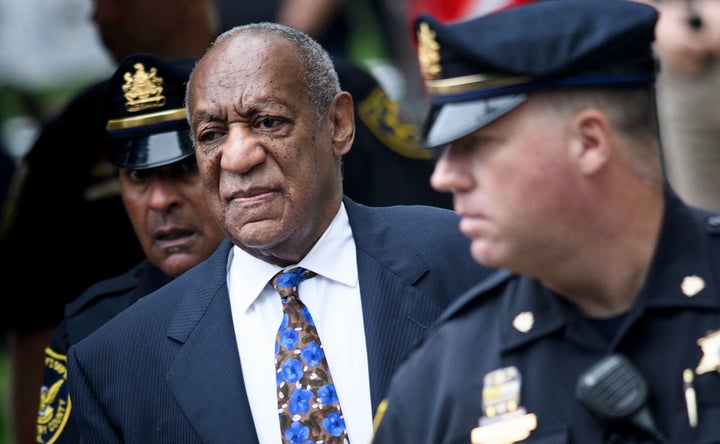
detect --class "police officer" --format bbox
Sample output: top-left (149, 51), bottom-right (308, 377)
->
top-left (373, 1), bottom-right (720, 443)
top-left (36, 53), bottom-right (226, 444)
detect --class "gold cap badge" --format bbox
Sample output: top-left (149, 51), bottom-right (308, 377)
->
top-left (416, 21), bottom-right (532, 98)
top-left (122, 63), bottom-right (166, 112)
top-left (417, 22), bottom-right (442, 81)
top-left (106, 61), bottom-right (186, 132)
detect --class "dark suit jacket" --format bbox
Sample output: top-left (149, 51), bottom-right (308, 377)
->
top-left (67, 198), bottom-right (489, 443)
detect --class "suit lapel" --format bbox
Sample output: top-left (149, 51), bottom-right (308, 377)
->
top-left (165, 240), bottom-right (260, 443)
top-left (357, 257), bottom-right (431, 411)
top-left (345, 199), bottom-right (439, 412)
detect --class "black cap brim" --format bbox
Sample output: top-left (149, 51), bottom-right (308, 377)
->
top-left (105, 129), bottom-right (194, 170)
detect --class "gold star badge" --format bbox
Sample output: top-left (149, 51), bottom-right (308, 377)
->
top-left (696, 328), bottom-right (720, 375)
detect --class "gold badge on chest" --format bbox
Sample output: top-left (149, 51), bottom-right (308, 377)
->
top-left (471, 366), bottom-right (537, 444)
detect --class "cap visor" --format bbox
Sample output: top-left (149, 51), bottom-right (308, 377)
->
top-left (106, 129), bottom-right (194, 170)
top-left (421, 94), bottom-right (527, 149)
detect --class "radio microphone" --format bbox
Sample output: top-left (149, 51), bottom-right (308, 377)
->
top-left (575, 354), bottom-right (667, 443)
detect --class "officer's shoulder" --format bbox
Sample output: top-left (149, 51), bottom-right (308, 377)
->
top-left (700, 212), bottom-right (720, 238)
top-left (64, 261), bottom-right (144, 317)
top-left (398, 269), bottom-right (513, 359)
top-left (26, 79), bottom-right (110, 163)
top-left (40, 79), bottom-right (109, 131)
top-left (436, 269), bottom-right (514, 324)
top-left (684, 208), bottom-right (720, 255)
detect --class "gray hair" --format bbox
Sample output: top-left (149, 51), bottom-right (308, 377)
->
top-left (211, 22), bottom-right (341, 120)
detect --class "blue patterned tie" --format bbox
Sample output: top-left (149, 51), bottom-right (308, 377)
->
top-left (273, 267), bottom-right (349, 444)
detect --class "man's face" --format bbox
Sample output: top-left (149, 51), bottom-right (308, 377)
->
top-left (119, 156), bottom-right (225, 278)
top-left (187, 31), bottom-right (353, 266)
top-left (430, 98), bottom-right (576, 274)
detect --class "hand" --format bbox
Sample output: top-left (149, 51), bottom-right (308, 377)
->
top-left (633, 0), bottom-right (720, 75)
top-left (651, 0), bottom-right (715, 75)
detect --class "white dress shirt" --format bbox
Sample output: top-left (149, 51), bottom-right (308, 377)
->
top-left (228, 203), bottom-right (373, 444)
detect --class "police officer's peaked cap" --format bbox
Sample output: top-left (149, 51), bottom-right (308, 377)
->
top-left (413, 0), bottom-right (659, 148)
top-left (100, 53), bottom-right (197, 170)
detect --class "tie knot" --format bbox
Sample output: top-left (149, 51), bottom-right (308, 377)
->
top-left (272, 267), bottom-right (317, 293)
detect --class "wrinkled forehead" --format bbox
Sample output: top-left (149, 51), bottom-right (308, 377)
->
top-left (189, 32), bottom-right (300, 99)
top-left (187, 34), bottom-right (312, 128)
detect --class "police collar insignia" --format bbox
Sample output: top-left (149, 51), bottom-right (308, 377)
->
top-left (696, 329), bottom-right (720, 375)
top-left (681, 275), bottom-right (705, 297)
top-left (471, 366), bottom-right (537, 444)
top-left (512, 311), bottom-right (534, 333)
top-left (122, 62), bottom-right (166, 112)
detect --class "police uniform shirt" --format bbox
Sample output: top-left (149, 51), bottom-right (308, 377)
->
top-left (374, 189), bottom-right (720, 443)
top-left (38, 260), bottom-right (172, 444)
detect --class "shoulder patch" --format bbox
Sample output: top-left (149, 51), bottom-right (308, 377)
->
top-left (356, 87), bottom-right (433, 160)
top-left (37, 347), bottom-right (72, 443)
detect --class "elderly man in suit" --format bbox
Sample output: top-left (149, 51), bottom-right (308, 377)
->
top-left (65, 22), bottom-right (489, 443)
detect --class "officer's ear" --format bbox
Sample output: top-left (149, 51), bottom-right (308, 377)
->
top-left (568, 107), bottom-right (612, 177)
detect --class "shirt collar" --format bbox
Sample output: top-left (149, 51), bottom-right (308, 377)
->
top-left (228, 202), bottom-right (357, 312)
top-left (499, 190), bottom-right (720, 352)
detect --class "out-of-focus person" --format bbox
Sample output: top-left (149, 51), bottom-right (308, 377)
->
top-left (639, 0), bottom-right (720, 212)
top-left (217, 0), bottom-right (382, 64)
top-left (92, 0), bottom-right (219, 62)
top-left (65, 22), bottom-right (488, 443)
top-left (36, 53), bottom-right (225, 444)
top-left (0, 1), bottom-right (220, 443)
top-left (373, 1), bottom-right (720, 442)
